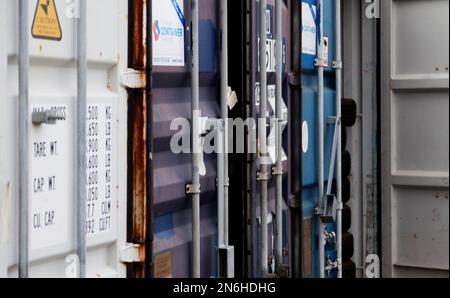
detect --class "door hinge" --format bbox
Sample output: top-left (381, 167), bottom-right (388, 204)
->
top-left (121, 69), bottom-right (146, 89)
top-left (119, 243), bottom-right (144, 263)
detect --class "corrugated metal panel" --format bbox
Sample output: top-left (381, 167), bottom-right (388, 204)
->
top-left (300, 0), bottom-right (337, 277)
top-left (342, 0), bottom-right (379, 278)
top-left (1, 0), bottom-right (128, 277)
top-left (249, 0), bottom-right (291, 277)
top-left (150, 0), bottom-right (220, 278)
top-left (381, 0), bottom-right (449, 278)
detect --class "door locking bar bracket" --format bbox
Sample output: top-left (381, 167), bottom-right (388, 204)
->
top-left (257, 171), bottom-right (269, 181)
top-left (186, 183), bottom-right (201, 195)
top-left (119, 243), bottom-right (144, 264)
top-left (332, 60), bottom-right (343, 69)
top-left (314, 58), bottom-right (327, 68)
top-left (272, 166), bottom-right (283, 176)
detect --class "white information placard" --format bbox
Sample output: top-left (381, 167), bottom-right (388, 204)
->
top-left (302, 2), bottom-right (317, 55)
top-left (29, 104), bottom-right (71, 251)
top-left (152, 0), bottom-right (185, 66)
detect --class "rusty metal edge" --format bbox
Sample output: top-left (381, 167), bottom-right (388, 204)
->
top-left (127, 0), bottom-right (150, 278)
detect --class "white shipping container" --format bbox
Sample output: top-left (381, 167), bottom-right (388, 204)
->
top-left (0, 0), bottom-right (128, 277)
top-left (380, 0), bottom-right (449, 278)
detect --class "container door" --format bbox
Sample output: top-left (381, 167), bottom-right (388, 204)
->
top-left (380, 0), bottom-right (449, 278)
top-left (149, 0), bottom-right (220, 278)
top-left (300, 0), bottom-right (337, 277)
top-left (1, 0), bottom-right (128, 277)
top-left (248, 0), bottom-right (291, 277)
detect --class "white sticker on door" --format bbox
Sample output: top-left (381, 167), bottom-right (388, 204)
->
top-left (152, 0), bottom-right (185, 67)
top-left (30, 104), bottom-right (71, 251)
top-left (302, 2), bottom-right (317, 55)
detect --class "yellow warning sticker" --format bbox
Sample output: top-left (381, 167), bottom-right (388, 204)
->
top-left (32, 0), bottom-right (62, 41)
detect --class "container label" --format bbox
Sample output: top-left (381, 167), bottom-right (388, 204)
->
top-left (152, 0), bottom-right (185, 67)
top-left (30, 104), bottom-right (70, 251)
top-left (302, 2), bottom-right (316, 55)
top-left (32, 0), bottom-right (62, 41)
top-left (85, 104), bottom-right (115, 237)
top-left (154, 251), bottom-right (173, 278)
top-left (29, 103), bottom-right (116, 251)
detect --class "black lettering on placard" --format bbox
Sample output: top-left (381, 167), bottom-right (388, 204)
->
top-left (88, 106), bottom-right (98, 120)
top-left (50, 141), bottom-right (58, 156)
top-left (44, 210), bottom-right (55, 226)
top-left (34, 177), bottom-right (45, 193)
top-left (87, 186), bottom-right (98, 202)
top-left (87, 203), bottom-right (95, 218)
top-left (105, 169), bottom-right (111, 183)
top-left (105, 153), bottom-right (111, 167)
top-left (101, 201), bottom-right (111, 215)
top-left (105, 122), bottom-right (111, 136)
top-left (34, 142), bottom-right (47, 158)
top-left (33, 213), bottom-right (41, 229)
top-left (85, 104), bottom-right (114, 236)
top-left (106, 106), bottom-right (112, 120)
top-left (105, 184), bottom-right (111, 199)
top-left (48, 176), bottom-right (56, 191)
top-left (99, 216), bottom-right (111, 231)
top-left (86, 219), bottom-right (95, 235)
top-left (106, 138), bottom-right (112, 151)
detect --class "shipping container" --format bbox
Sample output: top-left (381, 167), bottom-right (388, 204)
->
top-left (342, 0), bottom-right (380, 278)
top-left (148, 0), bottom-right (220, 278)
top-left (0, 0), bottom-right (128, 277)
top-left (300, 0), bottom-right (339, 278)
top-left (246, 0), bottom-right (291, 278)
top-left (380, 0), bottom-right (449, 278)
top-left (0, 0), bottom-right (448, 280)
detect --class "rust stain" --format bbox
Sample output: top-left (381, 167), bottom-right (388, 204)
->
top-left (127, 0), bottom-right (149, 278)
top-left (132, 0), bottom-right (146, 70)
top-left (303, 218), bottom-right (313, 277)
top-left (131, 93), bottom-right (147, 243)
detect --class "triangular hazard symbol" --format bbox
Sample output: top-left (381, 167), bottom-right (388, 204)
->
top-left (32, 0), bottom-right (62, 41)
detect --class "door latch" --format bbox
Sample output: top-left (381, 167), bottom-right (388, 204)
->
top-left (32, 109), bottom-right (66, 125)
